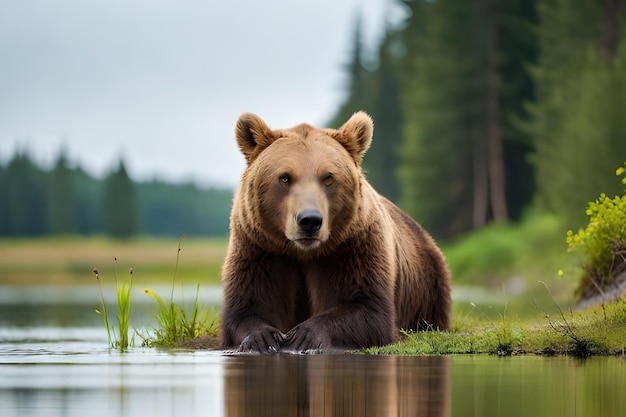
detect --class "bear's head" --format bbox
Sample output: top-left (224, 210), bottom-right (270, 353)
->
top-left (234, 112), bottom-right (374, 256)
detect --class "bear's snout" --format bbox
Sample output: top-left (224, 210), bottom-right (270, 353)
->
top-left (296, 209), bottom-right (323, 236)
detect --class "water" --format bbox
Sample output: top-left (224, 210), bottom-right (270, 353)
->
top-left (1, 286), bottom-right (625, 417)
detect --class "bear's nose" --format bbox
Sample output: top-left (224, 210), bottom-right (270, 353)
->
top-left (297, 209), bottom-right (323, 236)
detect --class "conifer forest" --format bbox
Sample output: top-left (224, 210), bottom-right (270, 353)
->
top-left (2, 0), bottom-right (625, 240)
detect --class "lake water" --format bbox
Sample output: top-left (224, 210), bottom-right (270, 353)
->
top-left (1, 285), bottom-right (625, 417)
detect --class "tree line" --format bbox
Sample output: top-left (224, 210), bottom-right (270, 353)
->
top-left (0, 150), bottom-right (233, 238)
top-left (331, 0), bottom-right (626, 239)
top-left (4, 0), bottom-right (625, 241)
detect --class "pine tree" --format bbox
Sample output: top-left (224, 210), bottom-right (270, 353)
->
top-left (328, 15), bottom-right (406, 202)
top-left (0, 164), bottom-right (6, 235)
top-left (398, 0), bottom-right (538, 238)
top-left (482, 0), bottom-right (508, 222)
top-left (363, 24), bottom-right (404, 202)
top-left (328, 12), bottom-right (374, 128)
top-left (48, 149), bottom-right (77, 234)
top-left (497, 0), bottom-right (538, 220)
top-left (73, 167), bottom-right (104, 234)
top-left (102, 159), bottom-right (137, 238)
top-left (529, 0), bottom-right (626, 228)
top-left (1, 152), bottom-right (48, 236)
top-left (137, 180), bottom-right (232, 236)
top-left (399, 0), bottom-right (486, 238)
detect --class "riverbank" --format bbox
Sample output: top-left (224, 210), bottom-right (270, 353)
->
top-left (366, 298), bottom-right (626, 357)
top-left (176, 293), bottom-right (626, 357)
top-left (5, 223), bottom-right (622, 357)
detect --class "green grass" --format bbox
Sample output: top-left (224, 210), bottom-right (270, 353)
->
top-left (93, 261), bottom-right (135, 350)
top-left (369, 210), bottom-right (626, 356)
top-left (442, 211), bottom-right (580, 318)
top-left (366, 298), bottom-right (626, 357)
top-left (93, 268), bottom-right (112, 346)
top-left (140, 239), bottom-right (219, 347)
top-left (141, 286), bottom-right (219, 347)
top-left (115, 265), bottom-right (133, 349)
top-left (443, 211), bottom-right (572, 286)
top-left (0, 235), bottom-right (227, 285)
top-left (89, 237), bottom-right (220, 350)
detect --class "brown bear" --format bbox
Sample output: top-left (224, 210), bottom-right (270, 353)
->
top-left (220, 111), bottom-right (451, 353)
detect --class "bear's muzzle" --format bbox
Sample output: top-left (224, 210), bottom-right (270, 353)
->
top-left (296, 209), bottom-right (323, 237)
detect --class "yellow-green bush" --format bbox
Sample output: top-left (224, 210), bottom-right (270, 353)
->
top-left (566, 163), bottom-right (626, 299)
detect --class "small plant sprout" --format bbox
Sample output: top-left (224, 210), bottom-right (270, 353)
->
top-left (455, 303), bottom-right (478, 330)
top-left (93, 260), bottom-right (135, 350)
top-left (539, 280), bottom-right (593, 357)
top-left (170, 235), bottom-right (185, 304)
top-left (114, 265), bottom-right (134, 350)
top-left (93, 267), bottom-right (112, 347)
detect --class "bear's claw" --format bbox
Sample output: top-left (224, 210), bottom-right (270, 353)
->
top-left (237, 328), bottom-right (285, 354)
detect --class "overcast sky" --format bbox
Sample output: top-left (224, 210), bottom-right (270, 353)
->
top-left (0, 0), bottom-right (399, 187)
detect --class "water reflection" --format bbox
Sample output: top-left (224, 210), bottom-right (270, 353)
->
top-left (451, 355), bottom-right (626, 417)
top-left (2, 289), bottom-right (626, 417)
top-left (224, 355), bottom-right (451, 417)
top-left (1, 334), bottom-right (626, 417)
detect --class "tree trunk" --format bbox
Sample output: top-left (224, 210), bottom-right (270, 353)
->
top-left (473, 130), bottom-right (489, 229)
top-left (600, 0), bottom-right (626, 61)
top-left (482, 0), bottom-right (508, 221)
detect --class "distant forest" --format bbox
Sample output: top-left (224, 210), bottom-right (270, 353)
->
top-left (0, 151), bottom-right (233, 238)
top-left (328, 0), bottom-right (626, 239)
top-left (3, 0), bottom-right (626, 240)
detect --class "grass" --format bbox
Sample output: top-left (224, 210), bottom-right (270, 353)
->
top-left (93, 268), bottom-right (112, 346)
top-left (93, 261), bottom-right (134, 349)
top-left (0, 235), bottom-right (227, 286)
top-left (442, 211), bottom-right (579, 317)
top-left (366, 294), bottom-right (626, 357)
top-left (365, 211), bottom-right (626, 356)
top-left (443, 212), bottom-right (573, 286)
top-left (141, 286), bottom-right (219, 347)
top-left (140, 238), bottom-right (219, 347)
top-left (115, 265), bottom-right (133, 349)
top-left (88, 237), bottom-right (219, 350)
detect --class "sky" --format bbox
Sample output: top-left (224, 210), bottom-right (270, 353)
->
top-left (0, 0), bottom-right (399, 188)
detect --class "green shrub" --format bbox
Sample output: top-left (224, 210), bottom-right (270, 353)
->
top-left (443, 211), bottom-right (566, 287)
top-left (566, 162), bottom-right (626, 299)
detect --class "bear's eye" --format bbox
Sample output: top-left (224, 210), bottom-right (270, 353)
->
top-left (323, 173), bottom-right (334, 187)
top-left (279, 174), bottom-right (291, 185)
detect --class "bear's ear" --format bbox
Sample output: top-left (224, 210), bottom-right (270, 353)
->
top-left (333, 111), bottom-right (374, 164)
top-left (235, 113), bottom-right (279, 164)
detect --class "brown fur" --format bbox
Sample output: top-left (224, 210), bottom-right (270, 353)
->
top-left (220, 112), bottom-right (451, 353)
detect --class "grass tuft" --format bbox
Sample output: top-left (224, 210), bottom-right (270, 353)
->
top-left (93, 260), bottom-right (135, 350)
top-left (141, 286), bottom-right (218, 347)
top-left (92, 238), bottom-right (218, 350)
top-left (93, 267), bottom-right (112, 346)
top-left (114, 262), bottom-right (133, 350)
top-left (140, 237), bottom-right (218, 347)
